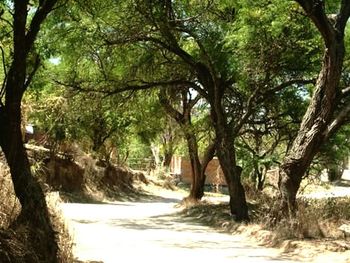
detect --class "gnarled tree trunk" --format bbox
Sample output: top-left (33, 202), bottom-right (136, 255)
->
top-left (280, 45), bottom-right (344, 212)
top-left (279, 0), bottom-right (349, 213)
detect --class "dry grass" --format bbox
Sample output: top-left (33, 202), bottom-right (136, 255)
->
top-left (242, 182), bottom-right (350, 240)
top-left (0, 156), bottom-right (75, 262)
top-left (48, 153), bottom-right (152, 203)
top-left (0, 160), bottom-right (21, 229)
top-left (269, 197), bottom-right (350, 240)
top-left (46, 192), bottom-right (75, 262)
top-left (177, 184), bottom-right (350, 255)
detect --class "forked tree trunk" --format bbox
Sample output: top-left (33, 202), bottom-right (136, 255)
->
top-left (184, 133), bottom-right (216, 201)
top-left (185, 132), bottom-right (209, 200)
top-left (279, 32), bottom-right (345, 213)
top-left (159, 89), bottom-right (213, 201)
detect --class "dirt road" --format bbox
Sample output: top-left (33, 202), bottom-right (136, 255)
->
top-left (61, 191), bottom-right (309, 263)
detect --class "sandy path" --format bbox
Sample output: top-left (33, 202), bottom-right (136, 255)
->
top-left (61, 192), bottom-right (301, 263)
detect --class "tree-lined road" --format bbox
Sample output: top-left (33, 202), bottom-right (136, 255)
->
top-left (62, 195), bottom-right (298, 263)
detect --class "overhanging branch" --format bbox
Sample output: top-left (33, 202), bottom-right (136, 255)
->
top-left (55, 79), bottom-right (199, 96)
top-left (337, 0), bottom-right (350, 32)
top-left (263, 78), bottom-right (316, 96)
top-left (25, 0), bottom-right (58, 55)
top-left (295, 0), bottom-right (333, 46)
top-left (324, 102), bottom-right (350, 140)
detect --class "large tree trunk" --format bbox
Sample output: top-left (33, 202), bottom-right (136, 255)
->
top-left (210, 100), bottom-right (249, 220)
top-left (0, 1), bottom-right (59, 260)
top-left (279, 37), bottom-right (345, 213)
top-left (216, 133), bottom-right (249, 221)
top-left (207, 79), bottom-right (249, 221)
top-left (0, 104), bottom-right (58, 262)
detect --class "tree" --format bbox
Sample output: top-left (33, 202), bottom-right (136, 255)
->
top-left (98, 0), bottom-right (251, 220)
top-left (60, 0), bottom-right (317, 221)
top-left (279, 0), bottom-right (350, 213)
top-left (237, 83), bottom-right (309, 190)
top-left (132, 92), bottom-right (181, 169)
top-left (0, 0), bottom-right (60, 261)
top-left (159, 87), bottom-right (216, 200)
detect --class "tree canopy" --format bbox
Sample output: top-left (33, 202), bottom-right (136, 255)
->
top-left (1, 1), bottom-right (350, 255)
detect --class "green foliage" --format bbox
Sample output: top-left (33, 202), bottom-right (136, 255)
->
top-left (20, 0), bottom-right (350, 177)
top-left (227, 0), bottom-right (321, 85)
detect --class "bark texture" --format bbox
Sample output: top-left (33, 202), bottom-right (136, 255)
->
top-left (214, 122), bottom-right (249, 221)
top-left (279, 1), bottom-right (350, 213)
top-left (0, 0), bottom-right (59, 261)
top-left (207, 78), bottom-right (249, 221)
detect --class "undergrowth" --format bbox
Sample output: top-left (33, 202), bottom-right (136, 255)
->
top-left (179, 183), bottom-right (350, 248)
top-left (0, 156), bottom-right (74, 262)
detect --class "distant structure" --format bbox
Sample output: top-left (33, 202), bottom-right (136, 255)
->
top-left (170, 156), bottom-right (227, 186)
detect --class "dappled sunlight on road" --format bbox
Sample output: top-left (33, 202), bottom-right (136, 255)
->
top-left (61, 193), bottom-right (320, 263)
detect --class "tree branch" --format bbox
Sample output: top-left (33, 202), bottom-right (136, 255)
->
top-left (263, 78), bottom-right (316, 97)
top-left (25, 0), bottom-right (58, 55)
top-left (342, 86), bottom-right (350, 97)
top-left (337, 0), bottom-right (350, 33)
top-left (188, 93), bottom-right (201, 110)
top-left (295, 0), bottom-right (334, 46)
top-left (234, 85), bottom-right (263, 134)
top-left (200, 139), bottom-right (217, 171)
top-left (234, 78), bottom-right (315, 134)
top-left (54, 79), bottom-right (197, 95)
top-left (24, 55), bottom-right (41, 91)
top-left (106, 28), bottom-right (212, 99)
top-left (107, 35), bottom-right (198, 70)
top-left (324, 102), bottom-right (350, 140)
top-left (159, 89), bottom-right (184, 124)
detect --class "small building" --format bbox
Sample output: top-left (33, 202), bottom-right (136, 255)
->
top-left (170, 156), bottom-right (227, 185)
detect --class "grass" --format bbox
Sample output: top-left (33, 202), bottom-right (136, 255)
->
top-left (46, 192), bottom-right (75, 262)
top-left (0, 161), bottom-right (20, 229)
top-left (176, 183), bottom-right (350, 254)
top-left (0, 157), bottom-right (75, 262)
